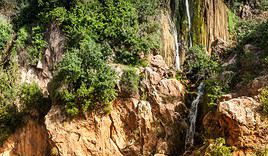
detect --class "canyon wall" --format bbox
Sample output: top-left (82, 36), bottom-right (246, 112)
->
top-left (160, 0), bottom-right (229, 67)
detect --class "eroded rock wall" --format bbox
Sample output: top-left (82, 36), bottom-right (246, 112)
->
top-left (160, 0), bottom-right (229, 67)
top-left (45, 55), bottom-right (188, 156)
top-left (0, 120), bottom-right (50, 156)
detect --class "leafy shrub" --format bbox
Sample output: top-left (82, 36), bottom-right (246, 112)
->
top-left (259, 0), bottom-right (268, 10)
top-left (120, 67), bottom-right (140, 97)
top-left (235, 20), bottom-right (268, 49)
top-left (206, 138), bottom-right (232, 156)
top-left (0, 67), bottom-right (20, 145)
top-left (41, 0), bottom-right (159, 65)
top-left (205, 79), bottom-right (225, 107)
top-left (27, 26), bottom-right (47, 65)
top-left (15, 26), bottom-right (29, 49)
top-left (50, 38), bottom-right (117, 116)
top-left (0, 16), bottom-right (12, 52)
top-left (183, 45), bottom-right (220, 82)
top-left (20, 83), bottom-right (50, 116)
top-left (260, 87), bottom-right (268, 113)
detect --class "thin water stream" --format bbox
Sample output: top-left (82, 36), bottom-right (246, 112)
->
top-left (185, 82), bottom-right (205, 148)
top-left (185, 0), bottom-right (192, 47)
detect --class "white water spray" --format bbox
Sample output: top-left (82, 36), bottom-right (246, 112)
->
top-left (185, 82), bottom-right (205, 147)
top-left (185, 0), bottom-right (192, 47)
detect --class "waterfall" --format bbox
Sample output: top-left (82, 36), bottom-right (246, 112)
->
top-left (169, 16), bottom-right (181, 70)
top-left (174, 26), bottom-right (180, 70)
top-left (185, 82), bottom-right (205, 148)
top-left (185, 0), bottom-right (192, 47)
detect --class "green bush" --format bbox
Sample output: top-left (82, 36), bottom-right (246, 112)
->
top-left (0, 67), bottom-right (20, 145)
top-left (15, 26), bottom-right (29, 49)
top-left (183, 45), bottom-right (220, 82)
top-left (120, 68), bottom-right (140, 97)
top-left (50, 37), bottom-right (117, 116)
top-left (20, 83), bottom-right (50, 116)
top-left (40, 0), bottom-right (159, 65)
top-left (205, 79), bottom-right (225, 107)
top-left (27, 26), bottom-right (47, 65)
top-left (207, 138), bottom-right (232, 156)
top-left (0, 16), bottom-right (12, 52)
top-left (260, 87), bottom-right (268, 113)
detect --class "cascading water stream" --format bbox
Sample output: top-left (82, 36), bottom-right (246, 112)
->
top-left (185, 82), bottom-right (205, 148)
top-left (169, 16), bottom-right (181, 70)
top-left (185, 0), bottom-right (192, 47)
top-left (174, 27), bottom-right (180, 70)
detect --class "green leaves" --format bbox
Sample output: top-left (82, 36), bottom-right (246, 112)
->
top-left (184, 45), bottom-right (220, 82)
top-left (51, 37), bottom-right (117, 116)
top-left (260, 87), bottom-right (268, 113)
top-left (120, 67), bottom-right (140, 98)
top-left (0, 17), bottom-right (12, 52)
top-left (207, 138), bottom-right (232, 156)
top-left (19, 83), bottom-right (50, 115)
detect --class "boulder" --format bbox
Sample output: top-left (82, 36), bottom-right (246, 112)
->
top-left (204, 97), bottom-right (268, 151)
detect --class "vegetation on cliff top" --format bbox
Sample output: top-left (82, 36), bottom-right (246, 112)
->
top-left (0, 0), bottom-right (161, 119)
top-left (0, 0), bottom-right (161, 143)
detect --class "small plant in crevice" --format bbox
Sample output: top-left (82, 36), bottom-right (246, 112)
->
top-left (260, 87), bottom-right (268, 114)
top-left (205, 138), bottom-right (233, 156)
top-left (119, 67), bottom-right (140, 98)
top-left (204, 79), bottom-right (225, 108)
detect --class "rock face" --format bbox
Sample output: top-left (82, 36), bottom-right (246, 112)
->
top-left (0, 120), bottom-right (50, 156)
top-left (160, 12), bottom-right (176, 67)
top-left (237, 75), bottom-right (268, 96)
top-left (0, 55), bottom-right (187, 156)
top-left (45, 55), bottom-right (187, 156)
top-left (160, 0), bottom-right (229, 67)
top-left (192, 0), bottom-right (229, 54)
top-left (204, 97), bottom-right (268, 152)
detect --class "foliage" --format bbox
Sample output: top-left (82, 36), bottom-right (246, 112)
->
top-left (183, 45), bottom-right (221, 82)
top-left (0, 16), bottom-right (12, 52)
top-left (254, 146), bottom-right (268, 156)
top-left (19, 83), bottom-right (50, 116)
top-left (206, 138), bottom-right (233, 156)
top-left (230, 19), bottom-right (268, 85)
top-left (51, 38), bottom-right (117, 116)
top-left (227, 10), bottom-right (238, 34)
top-left (0, 66), bottom-right (20, 145)
top-left (235, 20), bottom-right (268, 49)
top-left (259, 0), bottom-right (268, 10)
top-left (120, 67), bottom-right (140, 97)
top-left (26, 26), bottom-right (47, 65)
top-left (205, 79), bottom-right (225, 107)
top-left (130, 0), bottom-right (160, 22)
top-left (260, 87), bottom-right (268, 114)
top-left (15, 26), bottom-right (29, 49)
top-left (41, 0), bottom-right (160, 65)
